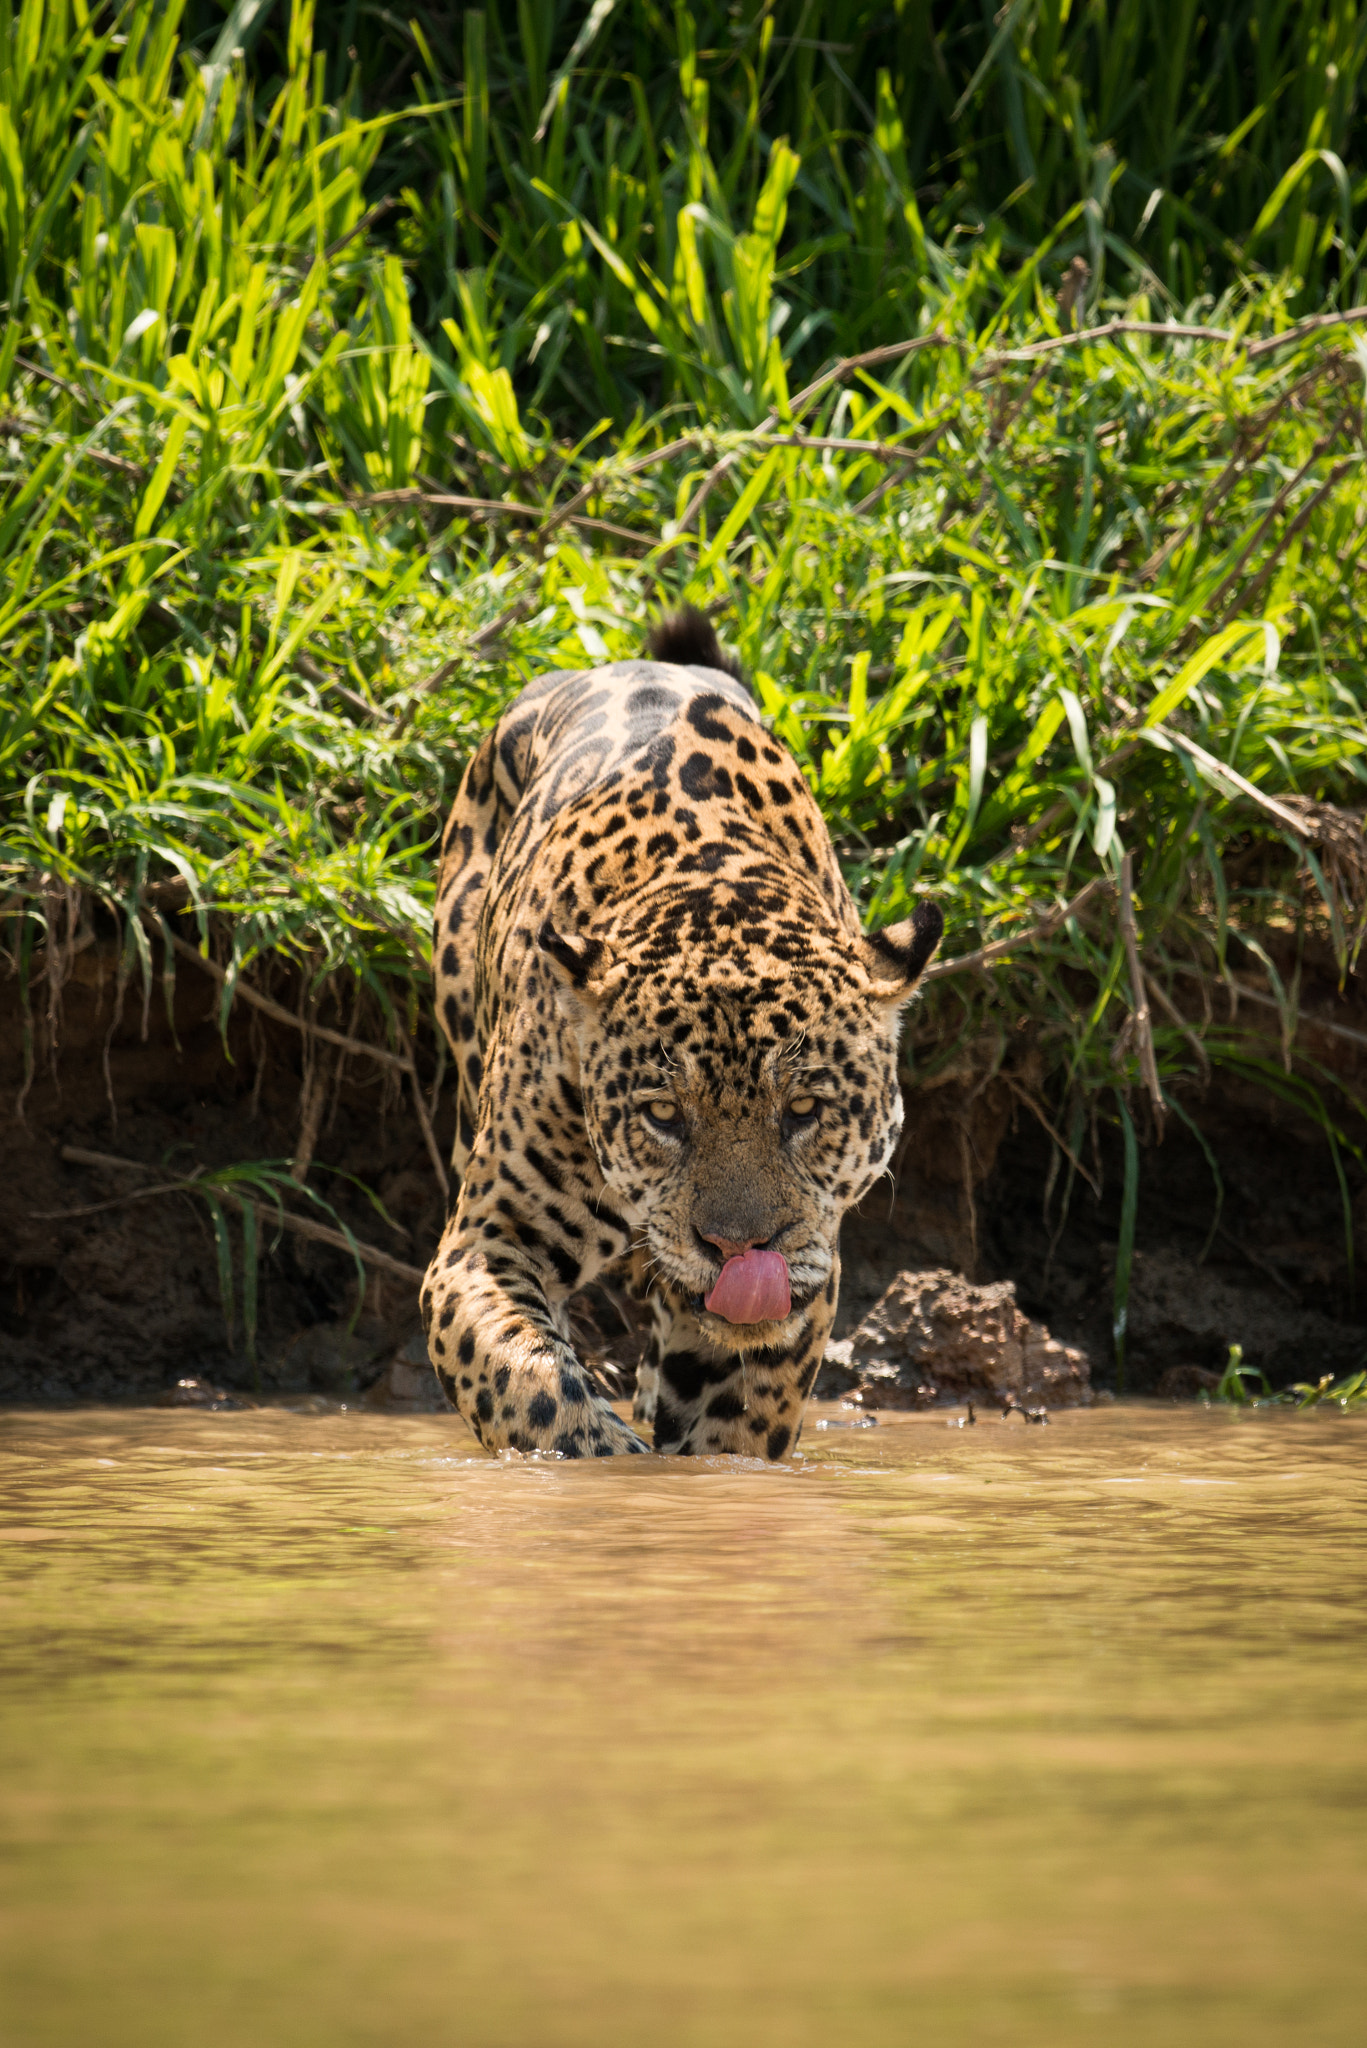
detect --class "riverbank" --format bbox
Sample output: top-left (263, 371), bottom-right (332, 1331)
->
top-left (5, 921), bottom-right (1364, 1409)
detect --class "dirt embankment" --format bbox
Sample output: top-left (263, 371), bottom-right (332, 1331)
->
top-left (847, 931), bottom-right (1367, 1393)
top-left (3, 924), bottom-right (1366, 1407)
top-left (0, 928), bottom-right (449, 1408)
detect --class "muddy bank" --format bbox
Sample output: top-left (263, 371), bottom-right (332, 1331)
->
top-left (3, 929), bottom-right (1366, 1407)
top-left (0, 931), bottom-right (449, 1408)
top-left (849, 949), bottom-right (1367, 1392)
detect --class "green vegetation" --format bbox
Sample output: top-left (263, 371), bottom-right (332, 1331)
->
top-left (2, 1), bottom-right (1366, 1370)
top-left (1209, 1344), bottom-right (1367, 1409)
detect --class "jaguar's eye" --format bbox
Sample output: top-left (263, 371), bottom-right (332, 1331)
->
top-left (644, 1100), bottom-right (681, 1127)
top-left (787, 1094), bottom-right (819, 1120)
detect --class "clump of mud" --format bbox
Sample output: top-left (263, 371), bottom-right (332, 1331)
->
top-left (818, 1268), bottom-right (1092, 1409)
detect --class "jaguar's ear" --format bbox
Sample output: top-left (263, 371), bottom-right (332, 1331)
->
top-left (859, 900), bottom-right (943, 1005)
top-left (538, 919), bottom-right (611, 996)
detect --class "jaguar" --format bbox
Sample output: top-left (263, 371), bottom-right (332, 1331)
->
top-left (420, 609), bottom-right (942, 1457)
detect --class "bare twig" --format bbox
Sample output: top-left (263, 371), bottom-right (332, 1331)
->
top-left (538, 423), bottom-right (934, 556)
top-left (1207, 456), bottom-right (1357, 635)
top-left (1010, 738), bottom-right (1147, 854)
top-left (979, 319), bottom-right (1235, 369)
top-left (0, 414), bottom-right (143, 474)
top-left (758, 430), bottom-right (931, 460)
top-left (1143, 968), bottom-right (1211, 1083)
top-left (352, 487), bottom-right (652, 550)
top-left (1137, 358), bottom-right (1346, 582)
top-left (965, 305), bottom-right (1367, 383)
top-left (1118, 852), bottom-right (1165, 1135)
top-left (1214, 1223), bottom-right (1301, 1301)
top-left (290, 1042), bottom-right (331, 1183)
top-left (392, 594), bottom-right (545, 738)
top-left (537, 435), bottom-right (701, 542)
top-left (15, 354), bottom-right (90, 404)
top-left (148, 917), bottom-right (414, 1075)
top-left (1166, 963), bottom-right (1367, 1054)
top-left (49, 1147), bottom-right (427, 1284)
top-left (987, 362), bottom-right (1049, 446)
top-left (921, 875), bottom-right (1113, 983)
top-left (470, 591), bottom-right (539, 651)
top-left (1002, 1075), bottom-right (1102, 1196)
top-left (653, 451), bottom-right (739, 563)
top-left (384, 310), bottom-right (1367, 567)
top-left (395, 1016), bottom-right (449, 1202)
top-left (776, 329), bottom-right (957, 427)
top-left (1173, 418), bottom-right (1350, 649)
top-left (1145, 726), bottom-right (1314, 841)
top-left (353, 488), bottom-right (545, 520)
top-left (34, 1176), bottom-right (192, 1219)
top-left (557, 515), bottom-right (657, 547)
top-left (323, 196), bottom-right (399, 262)
top-left (852, 420), bottom-right (954, 517)
top-left (1247, 305), bottom-right (1367, 357)
top-left (294, 649), bottom-right (397, 724)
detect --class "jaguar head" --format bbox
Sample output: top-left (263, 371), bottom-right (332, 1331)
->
top-left (539, 894), bottom-right (942, 1350)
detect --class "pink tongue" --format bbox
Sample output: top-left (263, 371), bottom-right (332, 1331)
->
top-left (703, 1248), bottom-right (791, 1325)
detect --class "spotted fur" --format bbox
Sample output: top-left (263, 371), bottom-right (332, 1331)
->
top-left (421, 611), bottom-right (943, 1458)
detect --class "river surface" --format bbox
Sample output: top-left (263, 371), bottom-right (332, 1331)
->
top-left (1, 1403), bottom-right (1363, 2047)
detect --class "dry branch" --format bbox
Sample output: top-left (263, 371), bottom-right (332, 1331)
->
top-left (395, 1015), bottom-right (450, 1202)
top-left (293, 649), bottom-right (393, 724)
top-left (354, 488), bottom-right (542, 520)
top-left (351, 488), bottom-right (650, 550)
top-left (148, 917), bottom-right (414, 1075)
top-left (1118, 851), bottom-right (1165, 1134)
top-left (397, 594), bottom-right (544, 733)
top-left (1247, 305), bottom-right (1367, 357)
top-left (982, 319), bottom-right (1235, 366)
top-left (852, 421), bottom-right (954, 517)
top-left (0, 414), bottom-right (143, 475)
top-left (654, 451), bottom-right (739, 562)
top-left (1002, 1075), bottom-right (1101, 1197)
top-left (762, 430), bottom-right (931, 460)
top-left (1146, 727), bottom-right (1314, 841)
top-left (972, 305), bottom-right (1367, 373)
top-left (1208, 457), bottom-right (1358, 634)
top-left (921, 875), bottom-right (1113, 982)
top-left (1138, 358), bottom-right (1348, 583)
top-left (289, 1042), bottom-right (331, 1183)
top-left (1143, 968), bottom-right (1211, 1082)
top-left (777, 330), bottom-right (957, 428)
top-left (49, 1146), bottom-right (428, 1284)
top-left (411, 309), bottom-right (1367, 562)
top-left (978, 727), bottom-right (1161, 857)
top-left (1172, 420), bottom-right (1353, 650)
top-left (322, 195), bottom-right (399, 261)
top-left (1165, 965), bottom-right (1367, 1055)
top-left (15, 354), bottom-right (90, 404)
top-left (537, 435), bottom-right (701, 541)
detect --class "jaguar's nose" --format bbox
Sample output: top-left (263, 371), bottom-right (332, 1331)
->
top-left (700, 1232), bottom-right (768, 1261)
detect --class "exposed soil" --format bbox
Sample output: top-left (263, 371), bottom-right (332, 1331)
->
top-left (0, 933), bottom-right (450, 1408)
top-left (3, 926), bottom-right (1366, 1408)
top-left (855, 937), bottom-right (1367, 1393)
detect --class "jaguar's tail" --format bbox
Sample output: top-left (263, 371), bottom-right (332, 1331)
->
top-left (645, 606), bottom-right (746, 687)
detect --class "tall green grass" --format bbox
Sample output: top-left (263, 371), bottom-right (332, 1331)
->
top-left (2, 1), bottom-right (1366, 1362)
top-left (224, 0), bottom-right (1367, 423)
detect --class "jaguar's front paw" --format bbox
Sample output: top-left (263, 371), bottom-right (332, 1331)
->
top-left (553, 1399), bottom-right (649, 1457)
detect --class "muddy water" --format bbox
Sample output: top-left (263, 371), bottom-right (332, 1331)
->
top-left (1, 1405), bottom-right (1364, 2048)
